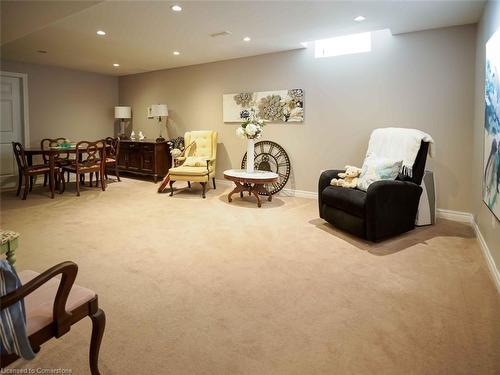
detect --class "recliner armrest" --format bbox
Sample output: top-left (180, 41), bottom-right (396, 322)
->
top-left (318, 169), bottom-right (345, 218)
top-left (366, 179), bottom-right (421, 200)
top-left (365, 180), bottom-right (422, 241)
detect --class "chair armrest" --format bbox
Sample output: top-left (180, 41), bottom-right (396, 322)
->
top-left (318, 169), bottom-right (345, 217)
top-left (205, 159), bottom-right (216, 173)
top-left (172, 156), bottom-right (186, 167)
top-left (1, 261), bottom-right (78, 337)
top-left (178, 141), bottom-right (196, 158)
top-left (365, 180), bottom-right (422, 241)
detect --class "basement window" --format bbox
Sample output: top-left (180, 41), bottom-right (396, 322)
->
top-left (314, 32), bottom-right (372, 58)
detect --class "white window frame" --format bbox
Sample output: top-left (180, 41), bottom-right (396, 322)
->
top-left (314, 32), bottom-right (372, 59)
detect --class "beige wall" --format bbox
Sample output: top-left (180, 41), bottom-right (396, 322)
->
top-left (1, 60), bottom-right (118, 146)
top-left (473, 1), bottom-right (500, 277)
top-left (120, 25), bottom-right (476, 211)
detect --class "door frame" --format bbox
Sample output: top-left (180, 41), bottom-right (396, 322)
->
top-left (0, 70), bottom-right (30, 146)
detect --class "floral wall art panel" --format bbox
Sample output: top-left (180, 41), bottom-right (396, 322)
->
top-left (223, 89), bottom-right (304, 123)
top-left (484, 29), bottom-right (500, 220)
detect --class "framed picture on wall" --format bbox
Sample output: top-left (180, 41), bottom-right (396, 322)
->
top-left (223, 89), bottom-right (304, 123)
top-left (483, 29), bottom-right (500, 220)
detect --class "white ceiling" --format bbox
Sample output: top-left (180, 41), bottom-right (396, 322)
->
top-left (1, 0), bottom-right (484, 76)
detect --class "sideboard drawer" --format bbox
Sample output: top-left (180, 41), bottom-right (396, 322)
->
top-left (123, 143), bottom-right (137, 150)
top-left (142, 152), bottom-right (154, 172)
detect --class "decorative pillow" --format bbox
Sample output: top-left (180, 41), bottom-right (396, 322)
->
top-left (183, 156), bottom-right (207, 167)
top-left (356, 156), bottom-right (403, 191)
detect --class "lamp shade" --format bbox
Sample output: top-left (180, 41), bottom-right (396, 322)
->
top-left (115, 106), bottom-right (131, 119)
top-left (151, 104), bottom-right (168, 117)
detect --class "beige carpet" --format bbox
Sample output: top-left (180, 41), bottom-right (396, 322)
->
top-left (1, 177), bottom-right (499, 375)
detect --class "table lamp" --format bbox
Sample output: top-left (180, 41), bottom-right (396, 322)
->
top-left (151, 104), bottom-right (168, 142)
top-left (114, 106), bottom-right (131, 139)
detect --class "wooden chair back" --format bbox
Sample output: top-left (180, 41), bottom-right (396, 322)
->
top-left (104, 137), bottom-right (119, 160)
top-left (40, 138), bottom-right (71, 163)
top-left (75, 141), bottom-right (106, 170)
top-left (12, 142), bottom-right (28, 172)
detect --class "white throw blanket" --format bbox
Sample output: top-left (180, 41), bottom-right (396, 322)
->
top-left (365, 128), bottom-right (435, 177)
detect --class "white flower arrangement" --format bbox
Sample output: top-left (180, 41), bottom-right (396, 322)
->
top-left (236, 108), bottom-right (265, 140)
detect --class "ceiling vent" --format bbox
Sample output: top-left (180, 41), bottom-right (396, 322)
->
top-left (210, 31), bottom-right (232, 38)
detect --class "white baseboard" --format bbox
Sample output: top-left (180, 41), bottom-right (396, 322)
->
top-left (436, 208), bottom-right (474, 223)
top-left (278, 188), bottom-right (317, 199)
top-left (437, 209), bottom-right (499, 293)
top-left (215, 179), bottom-right (234, 187)
top-left (471, 219), bottom-right (500, 293)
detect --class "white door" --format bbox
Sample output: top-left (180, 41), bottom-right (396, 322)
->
top-left (0, 75), bottom-right (24, 188)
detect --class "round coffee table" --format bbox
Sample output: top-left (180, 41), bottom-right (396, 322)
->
top-left (224, 169), bottom-right (279, 207)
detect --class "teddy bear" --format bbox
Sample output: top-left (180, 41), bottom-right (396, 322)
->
top-left (330, 165), bottom-right (362, 188)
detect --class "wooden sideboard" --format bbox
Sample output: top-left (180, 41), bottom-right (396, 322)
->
top-left (117, 140), bottom-right (171, 182)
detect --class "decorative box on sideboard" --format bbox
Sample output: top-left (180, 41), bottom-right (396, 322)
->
top-left (117, 140), bottom-right (171, 182)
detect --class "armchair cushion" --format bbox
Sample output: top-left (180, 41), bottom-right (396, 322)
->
top-left (183, 156), bottom-right (209, 167)
top-left (186, 131), bottom-right (215, 159)
top-left (321, 186), bottom-right (366, 218)
top-left (18, 270), bottom-right (95, 335)
top-left (169, 165), bottom-right (214, 176)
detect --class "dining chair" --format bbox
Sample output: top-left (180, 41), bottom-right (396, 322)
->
top-left (60, 141), bottom-right (106, 196)
top-left (0, 261), bottom-right (106, 374)
top-left (40, 138), bottom-right (73, 185)
top-left (12, 142), bottom-right (63, 200)
top-left (104, 137), bottom-right (121, 182)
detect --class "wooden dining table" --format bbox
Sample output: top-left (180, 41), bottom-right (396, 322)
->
top-left (23, 145), bottom-right (107, 199)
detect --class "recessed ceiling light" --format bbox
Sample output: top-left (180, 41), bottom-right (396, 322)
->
top-left (97, 30), bottom-right (106, 36)
top-left (243, 36), bottom-right (251, 42)
top-left (354, 16), bottom-right (366, 22)
top-left (173, 51), bottom-right (180, 55)
top-left (113, 63), bottom-right (120, 67)
top-left (171, 5), bottom-right (182, 12)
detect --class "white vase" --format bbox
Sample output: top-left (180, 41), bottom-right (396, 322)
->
top-left (246, 138), bottom-right (255, 173)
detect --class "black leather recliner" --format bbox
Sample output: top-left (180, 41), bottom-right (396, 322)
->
top-left (318, 142), bottom-right (429, 242)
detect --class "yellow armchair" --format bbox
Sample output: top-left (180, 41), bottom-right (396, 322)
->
top-left (168, 130), bottom-right (217, 198)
